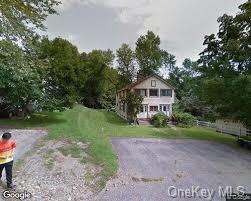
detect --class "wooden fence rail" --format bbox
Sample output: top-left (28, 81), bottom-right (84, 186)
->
top-left (196, 120), bottom-right (251, 136)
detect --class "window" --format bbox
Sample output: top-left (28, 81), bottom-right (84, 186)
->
top-left (135, 89), bottom-right (147, 97)
top-left (151, 80), bottom-right (156, 87)
top-left (160, 104), bottom-right (170, 112)
top-left (140, 105), bottom-right (148, 112)
top-left (144, 105), bottom-right (148, 112)
top-left (150, 106), bottom-right (158, 112)
top-left (161, 89), bottom-right (172, 97)
top-left (163, 106), bottom-right (167, 112)
top-left (149, 89), bottom-right (158, 97)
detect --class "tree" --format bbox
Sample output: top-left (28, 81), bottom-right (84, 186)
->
top-left (198, 1), bottom-right (251, 126)
top-left (0, 40), bottom-right (42, 116)
top-left (135, 31), bottom-right (162, 77)
top-left (124, 92), bottom-right (143, 124)
top-left (0, 0), bottom-right (60, 43)
top-left (161, 50), bottom-right (177, 72)
top-left (101, 68), bottom-right (120, 109)
top-left (38, 37), bottom-right (84, 109)
top-left (80, 49), bottom-right (115, 108)
top-left (116, 44), bottom-right (136, 86)
top-left (167, 58), bottom-right (216, 120)
top-left (168, 59), bottom-right (198, 99)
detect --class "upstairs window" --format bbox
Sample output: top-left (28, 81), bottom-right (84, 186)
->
top-left (149, 89), bottom-right (158, 97)
top-left (151, 80), bottom-right (156, 87)
top-left (135, 89), bottom-right (147, 97)
top-left (161, 89), bottom-right (172, 97)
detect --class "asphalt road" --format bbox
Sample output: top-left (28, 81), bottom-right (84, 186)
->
top-left (94, 138), bottom-right (251, 201)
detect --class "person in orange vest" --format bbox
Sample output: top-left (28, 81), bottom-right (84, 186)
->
top-left (0, 132), bottom-right (16, 189)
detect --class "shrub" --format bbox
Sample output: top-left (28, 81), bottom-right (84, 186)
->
top-left (151, 112), bottom-right (170, 128)
top-left (173, 112), bottom-right (196, 128)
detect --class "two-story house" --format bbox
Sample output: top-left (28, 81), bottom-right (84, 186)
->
top-left (116, 74), bottom-right (175, 121)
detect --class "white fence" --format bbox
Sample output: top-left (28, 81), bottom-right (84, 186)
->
top-left (196, 120), bottom-right (251, 137)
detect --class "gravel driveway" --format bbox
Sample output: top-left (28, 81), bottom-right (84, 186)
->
top-left (94, 138), bottom-right (251, 201)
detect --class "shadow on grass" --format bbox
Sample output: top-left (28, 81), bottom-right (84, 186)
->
top-left (0, 112), bottom-right (67, 129)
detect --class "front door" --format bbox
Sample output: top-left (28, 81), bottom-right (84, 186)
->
top-left (138, 105), bottom-right (148, 118)
top-left (160, 104), bottom-right (170, 116)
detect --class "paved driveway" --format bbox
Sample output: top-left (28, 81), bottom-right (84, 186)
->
top-left (94, 138), bottom-right (251, 201)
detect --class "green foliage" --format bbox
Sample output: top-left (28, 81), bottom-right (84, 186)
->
top-left (151, 112), bottom-right (170, 128)
top-left (124, 92), bottom-right (143, 123)
top-left (173, 112), bottom-right (196, 128)
top-left (135, 31), bottom-right (162, 77)
top-left (0, 40), bottom-right (42, 115)
top-left (100, 67), bottom-right (120, 109)
top-left (116, 44), bottom-right (136, 86)
top-left (36, 38), bottom-right (118, 110)
top-left (0, 0), bottom-right (60, 43)
top-left (167, 58), bottom-right (216, 121)
top-left (38, 37), bottom-right (83, 109)
top-left (161, 50), bottom-right (177, 71)
top-left (198, 1), bottom-right (251, 126)
top-left (80, 49), bottom-right (115, 108)
top-left (242, 136), bottom-right (251, 141)
top-left (169, 58), bottom-right (199, 100)
top-left (199, 75), bottom-right (251, 126)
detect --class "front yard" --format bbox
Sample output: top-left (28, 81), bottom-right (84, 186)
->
top-left (0, 105), bottom-right (240, 190)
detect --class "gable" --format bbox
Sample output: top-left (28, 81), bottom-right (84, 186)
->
top-left (133, 76), bottom-right (173, 90)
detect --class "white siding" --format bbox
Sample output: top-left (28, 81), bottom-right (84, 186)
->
top-left (133, 76), bottom-right (175, 105)
top-left (116, 75), bottom-right (175, 120)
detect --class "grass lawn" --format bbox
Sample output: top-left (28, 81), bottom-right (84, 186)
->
top-left (0, 105), bottom-right (239, 189)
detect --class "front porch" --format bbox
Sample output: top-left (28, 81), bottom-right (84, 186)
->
top-left (137, 104), bottom-right (172, 119)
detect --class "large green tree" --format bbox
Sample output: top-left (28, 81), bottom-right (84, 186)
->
top-left (80, 49), bottom-right (115, 108)
top-left (0, 40), bottom-right (42, 116)
top-left (198, 1), bottom-right (251, 126)
top-left (38, 37), bottom-right (84, 109)
top-left (0, 0), bottom-right (60, 42)
top-left (135, 31), bottom-right (162, 77)
top-left (116, 44), bottom-right (136, 86)
top-left (167, 58), bottom-right (216, 121)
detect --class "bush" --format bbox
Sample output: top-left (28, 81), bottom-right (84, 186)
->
top-left (151, 112), bottom-right (170, 128)
top-left (173, 112), bottom-right (196, 128)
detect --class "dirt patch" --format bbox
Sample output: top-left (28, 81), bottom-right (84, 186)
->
top-left (0, 140), bottom-right (97, 201)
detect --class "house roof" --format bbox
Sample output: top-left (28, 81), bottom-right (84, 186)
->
top-left (117, 73), bottom-right (175, 92)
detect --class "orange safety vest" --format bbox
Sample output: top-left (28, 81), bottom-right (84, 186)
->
top-left (0, 140), bottom-right (16, 164)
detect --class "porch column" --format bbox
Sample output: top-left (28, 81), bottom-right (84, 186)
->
top-left (169, 104), bottom-right (172, 116)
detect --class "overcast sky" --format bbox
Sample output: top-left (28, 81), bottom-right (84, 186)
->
top-left (44, 0), bottom-right (246, 65)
